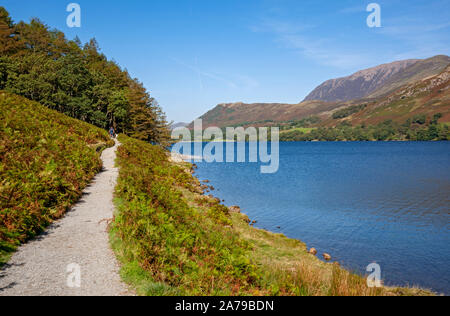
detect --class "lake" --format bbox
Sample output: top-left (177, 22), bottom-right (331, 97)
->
top-left (189, 142), bottom-right (450, 295)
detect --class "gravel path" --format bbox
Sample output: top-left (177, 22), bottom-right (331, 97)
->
top-left (0, 141), bottom-right (132, 296)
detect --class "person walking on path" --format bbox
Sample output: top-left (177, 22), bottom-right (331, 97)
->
top-left (109, 126), bottom-right (116, 139)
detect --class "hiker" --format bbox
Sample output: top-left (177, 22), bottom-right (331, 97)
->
top-left (109, 126), bottom-right (116, 139)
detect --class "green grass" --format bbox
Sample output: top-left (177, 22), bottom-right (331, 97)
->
top-left (0, 249), bottom-right (13, 267)
top-left (109, 216), bottom-right (181, 296)
top-left (280, 127), bottom-right (314, 134)
top-left (0, 91), bottom-right (114, 265)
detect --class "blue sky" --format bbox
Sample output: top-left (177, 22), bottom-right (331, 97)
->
top-left (2, 0), bottom-right (449, 122)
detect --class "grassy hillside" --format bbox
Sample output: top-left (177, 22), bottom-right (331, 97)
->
top-left (368, 55), bottom-right (450, 99)
top-left (193, 100), bottom-right (351, 129)
top-left (304, 58), bottom-right (420, 102)
top-left (110, 135), bottom-right (434, 296)
top-left (0, 92), bottom-right (113, 265)
top-left (335, 65), bottom-right (450, 126)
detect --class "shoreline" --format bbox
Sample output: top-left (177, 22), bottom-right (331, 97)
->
top-left (172, 139), bottom-right (449, 144)
top-left (185, 167), bottom-right (438, 296)
top-left (170, 152), bottom-right (203, 163)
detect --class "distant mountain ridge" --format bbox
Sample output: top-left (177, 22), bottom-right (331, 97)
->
top-left (367, 55), bottom-right (450, 98)
top-left (193, 55), bottom-right (450, 129)
top-left (304, 55), bottom-right (450, 102)
top-left (193, 99), bottom-right (357, 128)
top-left (170, 122), bottom-right (189, 130)
top-left (323, 64), bottom-right (450, 126)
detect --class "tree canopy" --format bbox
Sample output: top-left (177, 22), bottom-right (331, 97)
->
top-left (0, 7), bottom-right (171, 146)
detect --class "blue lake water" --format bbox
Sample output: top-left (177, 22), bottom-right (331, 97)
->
top-left (186, 142), bottom-right (450, 295)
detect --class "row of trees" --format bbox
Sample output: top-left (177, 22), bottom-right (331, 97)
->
top-left (332, 104), bottom-right (367, 120)
top-left (0, 7), bottom-right (171, 146)
top-left (280, 117), bottom-right (449, 142)
top-left (280, 116), bottom-right (321, 131)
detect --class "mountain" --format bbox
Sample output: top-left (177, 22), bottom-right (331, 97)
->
top-left (193, 55), bottom-right (450, 129)
top-left (367, 55), bottom-right (450, 98)
top-left (304, 55), bottom-right (450, 102)
top-left (279, 65), bottom-right (450, 141)
top-left (170, 122), bottom-right (189, 130)
top-left (326, 64), bottom-right (450, 126)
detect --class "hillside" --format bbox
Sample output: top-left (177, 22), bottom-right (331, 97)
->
top-left (192, 56), bottom-right (450, 136)
top-left (194, 100), bottom-right (354, 129)
top-left (0, 92), bottom-right (113, 264)
top-left (279, 65), bottom-right (450, 141)
top-left (327, 64), bottom-right (450, 127)
top-left (304, 55), bottom-right (450, 102)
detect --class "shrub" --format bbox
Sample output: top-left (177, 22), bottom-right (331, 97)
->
top-left (412, 114), bottom-right (427, 125)
top-left (332, 104), bottom-right (367, 120)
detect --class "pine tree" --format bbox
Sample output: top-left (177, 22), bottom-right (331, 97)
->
top-left (0, 7), bottom-right (21, 55)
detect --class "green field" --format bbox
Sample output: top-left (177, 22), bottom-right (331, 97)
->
top-left (280, 127), bottom-right (314, 134)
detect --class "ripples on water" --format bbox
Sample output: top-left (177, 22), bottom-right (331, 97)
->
top-left (189, 142), bottom-right (450, 294)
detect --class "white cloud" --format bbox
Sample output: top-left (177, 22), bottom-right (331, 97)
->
top-left (251, 12), bottom-right (450, 71)
top-left (278, 33), bottom-right (372, 69)
top-left (378, 17), bottom-right (450, 58)
top-left (171, 57), bottom-right (238, 89)
top-left (252, 19), bottom-right (374, 69)
top-left (171, 57), bottom-right (259, 91)
top-left (338, 5), bottom-right (366, 14)
top-left (380, 20), bottom-right (450, 36)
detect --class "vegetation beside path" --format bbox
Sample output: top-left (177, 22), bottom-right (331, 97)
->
top-left (0, 92), bottom-right (113, 265)
top-left (111, 134), bottom-right (259, 296)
